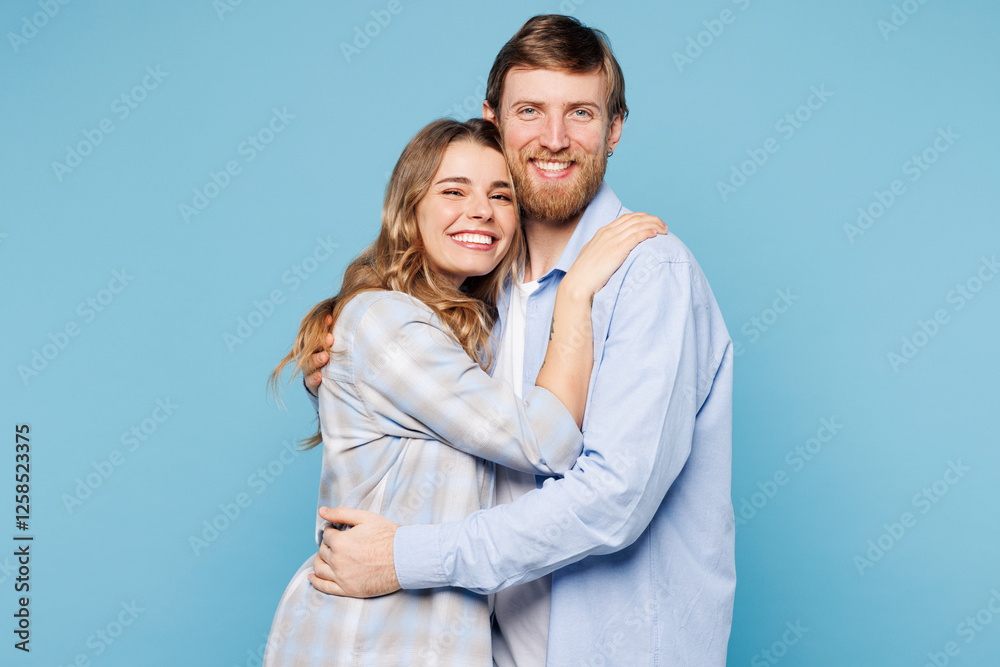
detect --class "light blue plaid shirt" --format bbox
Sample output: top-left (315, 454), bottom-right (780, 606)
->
top-left (394, 183), bottom-right (737, 666)
top-left (264, 291), bottom-right (583, 666)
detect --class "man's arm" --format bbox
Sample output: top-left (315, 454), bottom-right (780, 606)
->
top-left (313, 255), bottom-right (730, 596)
top-left (302, 318), bottom-right (334, 402)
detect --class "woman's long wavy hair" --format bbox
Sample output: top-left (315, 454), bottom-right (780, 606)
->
top-left (270, 118), bottom-right (524, 449)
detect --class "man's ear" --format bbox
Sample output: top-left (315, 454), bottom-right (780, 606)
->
top-left (483, 101), bottom-right (499, 126)
top-left (607, 114), bottom-right (624, 154)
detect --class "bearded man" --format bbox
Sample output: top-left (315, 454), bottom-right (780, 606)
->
top-left (305, 14), bottom-right (735, 666)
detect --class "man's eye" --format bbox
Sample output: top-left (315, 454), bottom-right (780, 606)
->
top-left (520, 108), bottom-right (537, 116)
top-left (573, 109), bottom-right (592, 118)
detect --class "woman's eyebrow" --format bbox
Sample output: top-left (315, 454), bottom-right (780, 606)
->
top-left (434, 177), bottom-right (510, 188)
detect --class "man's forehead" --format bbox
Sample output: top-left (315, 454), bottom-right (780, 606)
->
top-left (500, 66), bottom-right (607, 107)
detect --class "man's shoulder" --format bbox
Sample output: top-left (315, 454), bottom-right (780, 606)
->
top-left (630, 228), bottom-right (698, 266)
top-left (607, 228), bottom-right (732, 361)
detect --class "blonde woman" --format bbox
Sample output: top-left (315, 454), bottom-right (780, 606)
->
top-left (263, 118), bottom-right (665, 666)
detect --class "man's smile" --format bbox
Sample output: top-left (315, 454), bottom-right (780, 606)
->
top-left (531, 158), bottom-right (575, 176)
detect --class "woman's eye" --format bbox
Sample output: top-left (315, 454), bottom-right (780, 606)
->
top-left (491, 193), bottom-right (512, 202)
top-left (443, 189), bottom-right (462, 196)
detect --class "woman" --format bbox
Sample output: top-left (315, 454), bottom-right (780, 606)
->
top-left (263, 118), bottom-right (665, 666)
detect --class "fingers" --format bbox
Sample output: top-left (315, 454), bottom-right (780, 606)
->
top-left (307, 572), bottom-right (348, 596)
top-left (302, 350), bottom-right (329, 376)
top-left (599, 213), bottom-right (667, 242)
top-left (305, 371), bottom-right (322, 396)
top-left (318, 505), bottom-right (373, 527)
top-left (314, 542), bottom-right (336, 575)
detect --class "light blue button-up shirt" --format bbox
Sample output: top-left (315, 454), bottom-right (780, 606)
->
top-left (394, 183), bottom-right (736, 665)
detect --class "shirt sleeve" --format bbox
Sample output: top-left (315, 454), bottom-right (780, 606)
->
top-left (349, 293), bottom-right (583, 476)
top-left (304, 377), bottom-right (319, 415)
top-left (393, 260), bottom-right (730, 593)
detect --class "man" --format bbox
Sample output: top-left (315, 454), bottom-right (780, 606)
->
top-left (304, 15), bottom-right (735, 665)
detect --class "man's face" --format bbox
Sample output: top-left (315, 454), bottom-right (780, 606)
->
top-left (485, 67), bottom-right (623, 223)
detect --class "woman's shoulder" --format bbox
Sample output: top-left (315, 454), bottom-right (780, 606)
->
top-left (336, 290), bottom-right (437, 338)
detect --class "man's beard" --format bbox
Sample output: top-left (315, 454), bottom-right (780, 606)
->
top-left (509, 147), bottom-right (606, 223)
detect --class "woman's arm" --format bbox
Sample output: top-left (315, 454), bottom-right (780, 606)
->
top-left (345, 292), bottom-right (582, 476)
top-left (535, 213), bottom-right (668, 427)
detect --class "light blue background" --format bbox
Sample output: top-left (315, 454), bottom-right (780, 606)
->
top-left (2, 1), bottom-right (998, 665)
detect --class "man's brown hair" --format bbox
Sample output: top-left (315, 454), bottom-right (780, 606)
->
top-left (485, 14), bottom-right (628, 124)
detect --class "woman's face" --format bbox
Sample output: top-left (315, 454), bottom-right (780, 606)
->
top-left (416, 141), bottom-right (517, 289)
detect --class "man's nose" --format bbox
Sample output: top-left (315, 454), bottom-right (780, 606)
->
top-left (539, 115), bottom-right (569, 152)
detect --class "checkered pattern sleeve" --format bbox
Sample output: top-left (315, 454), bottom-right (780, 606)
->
top-left (347, 291), bottom-right (583, 475)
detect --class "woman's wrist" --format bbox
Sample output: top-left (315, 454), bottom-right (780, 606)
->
top-left (557, 276), bottom-right (595, 306)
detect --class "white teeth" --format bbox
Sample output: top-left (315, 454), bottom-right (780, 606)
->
top-left (450, 233), bottom-right (495, 245)
top-left (533, 160), bottom-right (572, 172)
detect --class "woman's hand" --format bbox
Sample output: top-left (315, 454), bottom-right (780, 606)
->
top-left (562, 213), bottom-right (667, 300)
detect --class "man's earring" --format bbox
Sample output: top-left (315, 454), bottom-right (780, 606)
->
top-left (607, 149), bottom-right (614, 157)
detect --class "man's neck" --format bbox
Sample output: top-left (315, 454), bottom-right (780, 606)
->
top-left (521, 211), bottom-right (584, 283)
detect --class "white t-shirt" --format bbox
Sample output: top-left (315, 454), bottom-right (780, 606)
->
top-left (490, 277), bottom-right (550, 667)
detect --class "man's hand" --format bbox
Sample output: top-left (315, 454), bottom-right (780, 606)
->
top-left (308, 506), bottom-right (401, 598)
top-left (303, 315), bottom-right (335, 397)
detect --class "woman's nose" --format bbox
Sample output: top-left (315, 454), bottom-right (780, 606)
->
top-left (467, 192), bottom-right (493, 220)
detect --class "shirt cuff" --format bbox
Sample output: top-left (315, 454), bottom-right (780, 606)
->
top-left (303, 376), bottom-right (319, 414)
top-left (394, 523), bottom-right (450, 589)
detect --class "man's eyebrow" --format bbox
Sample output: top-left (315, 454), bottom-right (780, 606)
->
top-left (509, 99), bottom-right (545, 108)
top-left (507, 99), bottom-right (602, 111)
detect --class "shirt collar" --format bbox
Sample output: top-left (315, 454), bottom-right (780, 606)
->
top-left (543, 182), bottom-right (625, 281)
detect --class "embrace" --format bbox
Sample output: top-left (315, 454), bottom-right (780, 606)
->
top-left (264, 14), bottom-right (734, 666)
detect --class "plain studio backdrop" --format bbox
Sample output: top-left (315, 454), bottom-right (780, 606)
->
top-left (1, 1), bottom-right (998, 665)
